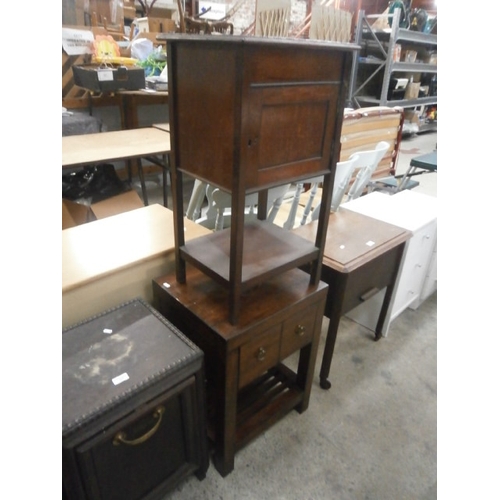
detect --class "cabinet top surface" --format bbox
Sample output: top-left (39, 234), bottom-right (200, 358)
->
top-left (161, 33), bottom-right (359, 52)
top-left (154, 267), bottom-right (328, 339)
top-left (62, 299), bottom-right (201, 434)
top-left (294, 208), bottom-right (411, 273)
top-left (342, 191), bottom-right (438, 232)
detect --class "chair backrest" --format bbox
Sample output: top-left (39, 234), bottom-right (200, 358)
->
top-left (309, 154), bottom-right (359, 222)
top-left (255, 0), bottom-right (291, 36)
top-left (208, 20), bottom-right (234, 35)
top-left (184, 17), bottom-right (211, 34)
top-left (330, 154), bottom-right (359, 211)
top-left (176, 0), bottom-right (234, 36)
top-left (205, 183), bottom-right (291, 231)
top-left (339, 107), bottom-right (403, 182)
top-left (309, 5), bottom-right (352, 43)
top-left (346, 141), bottom-right (390, 201)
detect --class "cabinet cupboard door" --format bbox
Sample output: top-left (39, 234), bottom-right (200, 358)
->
top-left (241, 83), bottom-right (341, 189)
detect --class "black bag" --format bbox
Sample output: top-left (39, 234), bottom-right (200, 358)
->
top-left (62, 164), bottom-right (131, 204)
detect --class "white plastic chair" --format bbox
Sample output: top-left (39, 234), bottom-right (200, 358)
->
top-left (284, 154), bottom-right (359, 228)
top-left (345, 141), bottom-right (390, 201)
top-left (185, 179), bottom-right (208, 221)
top-left (196, 183), bottom-right (291, 231)
top-left (309, 154), bottom-right (360, 222)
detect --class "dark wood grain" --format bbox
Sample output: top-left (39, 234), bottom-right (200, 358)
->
top-left (166, 36), bottom-right (357, 323)
top-left (153, 267), bottom-right (328, 476)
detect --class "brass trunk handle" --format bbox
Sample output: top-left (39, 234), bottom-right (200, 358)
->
top-left (113, 406), bottom-right (165, 446)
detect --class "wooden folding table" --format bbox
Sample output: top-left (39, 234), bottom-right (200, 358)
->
top-left (62, 127), bottom-right (171, 206)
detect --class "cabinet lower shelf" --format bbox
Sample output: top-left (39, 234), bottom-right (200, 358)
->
top-left (180, 220), bottom-right (320, 291)
top-left (355, 96), bottom-right (437, 108)
top-left (205, 363), bottom-right (303, 452)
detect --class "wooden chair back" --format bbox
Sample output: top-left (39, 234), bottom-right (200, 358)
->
top-left (309, 5), bottom-right (352, 42)
top-left (91, 11), bottom-right (126, 40)
top-left (255, 0), bottom-right (291, 37)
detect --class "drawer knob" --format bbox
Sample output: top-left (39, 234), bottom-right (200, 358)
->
top-left (295, 324), bottom-right (305, 336)
top-left (113, 406), bottom-right (165, 446)
top-left (257, 347), bottom-right (266, 362)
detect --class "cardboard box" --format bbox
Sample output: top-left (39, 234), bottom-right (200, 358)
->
top-left (90, 190), bottom-right (144, 219)
top-left (404, 109), bottom-right (423, 126)
top-left (88, 0), bottom-right (124, 26)
top-left (72, 64), bottom-right (145, 92)
top-left (63, 190), bottom-right (144, 230)
top-left (63, 199), bottom-right (92, 229)
top-left (404, 82), bottom-right (420, 100)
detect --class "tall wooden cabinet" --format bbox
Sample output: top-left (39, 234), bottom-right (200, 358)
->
top-left (165, 35), bottom-right (358, 323)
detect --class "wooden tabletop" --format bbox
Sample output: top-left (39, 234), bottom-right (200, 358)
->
top-left (62, 204), bottom-right (210, 292)
top-left (293, 207), bottom-right (411, 273)
top-left (62, 127), bottom-right (170, 168)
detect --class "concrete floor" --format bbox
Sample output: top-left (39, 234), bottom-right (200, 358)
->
top-left (136, 131), bottom-right (437, 500)
top-left (164, 293), bottom-right (437, 500)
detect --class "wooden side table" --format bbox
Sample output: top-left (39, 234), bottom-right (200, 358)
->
top-left (152, 267), bottom-right (328, 477)
top-left (62, 298), bottom-right (209, 500)
top-left (294, 208), bottom-right (411, 389)
top-left (342, 191), bottom-right (438, 323)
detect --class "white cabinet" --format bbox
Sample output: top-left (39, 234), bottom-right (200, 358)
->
top-left (341, 190), bottom-right (437, 336)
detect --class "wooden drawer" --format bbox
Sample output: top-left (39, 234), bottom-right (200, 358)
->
top-left (343, 246), bottom-right (402, 314)
top-left (280, 304), bottom-right (317, 359)
top-left (321, 245), bottom-right (401, 318)
top-left (238, 300), bottom-right (318, 389)
top-left (239, 324), bottom-right (281, 389)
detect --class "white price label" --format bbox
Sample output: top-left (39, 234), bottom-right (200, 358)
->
top-left (97, 69), bottom-right (113, 82)
top-left (112, 373), bottom-right (130, 385)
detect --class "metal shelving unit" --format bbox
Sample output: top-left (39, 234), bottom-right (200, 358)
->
top-left (348, 8), bottom-right (437, 113)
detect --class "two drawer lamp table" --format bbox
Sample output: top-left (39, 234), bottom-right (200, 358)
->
top-left (153, 267), bottom-right (328, 477)
top-left (294, 208), bottom-right (411, 389)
